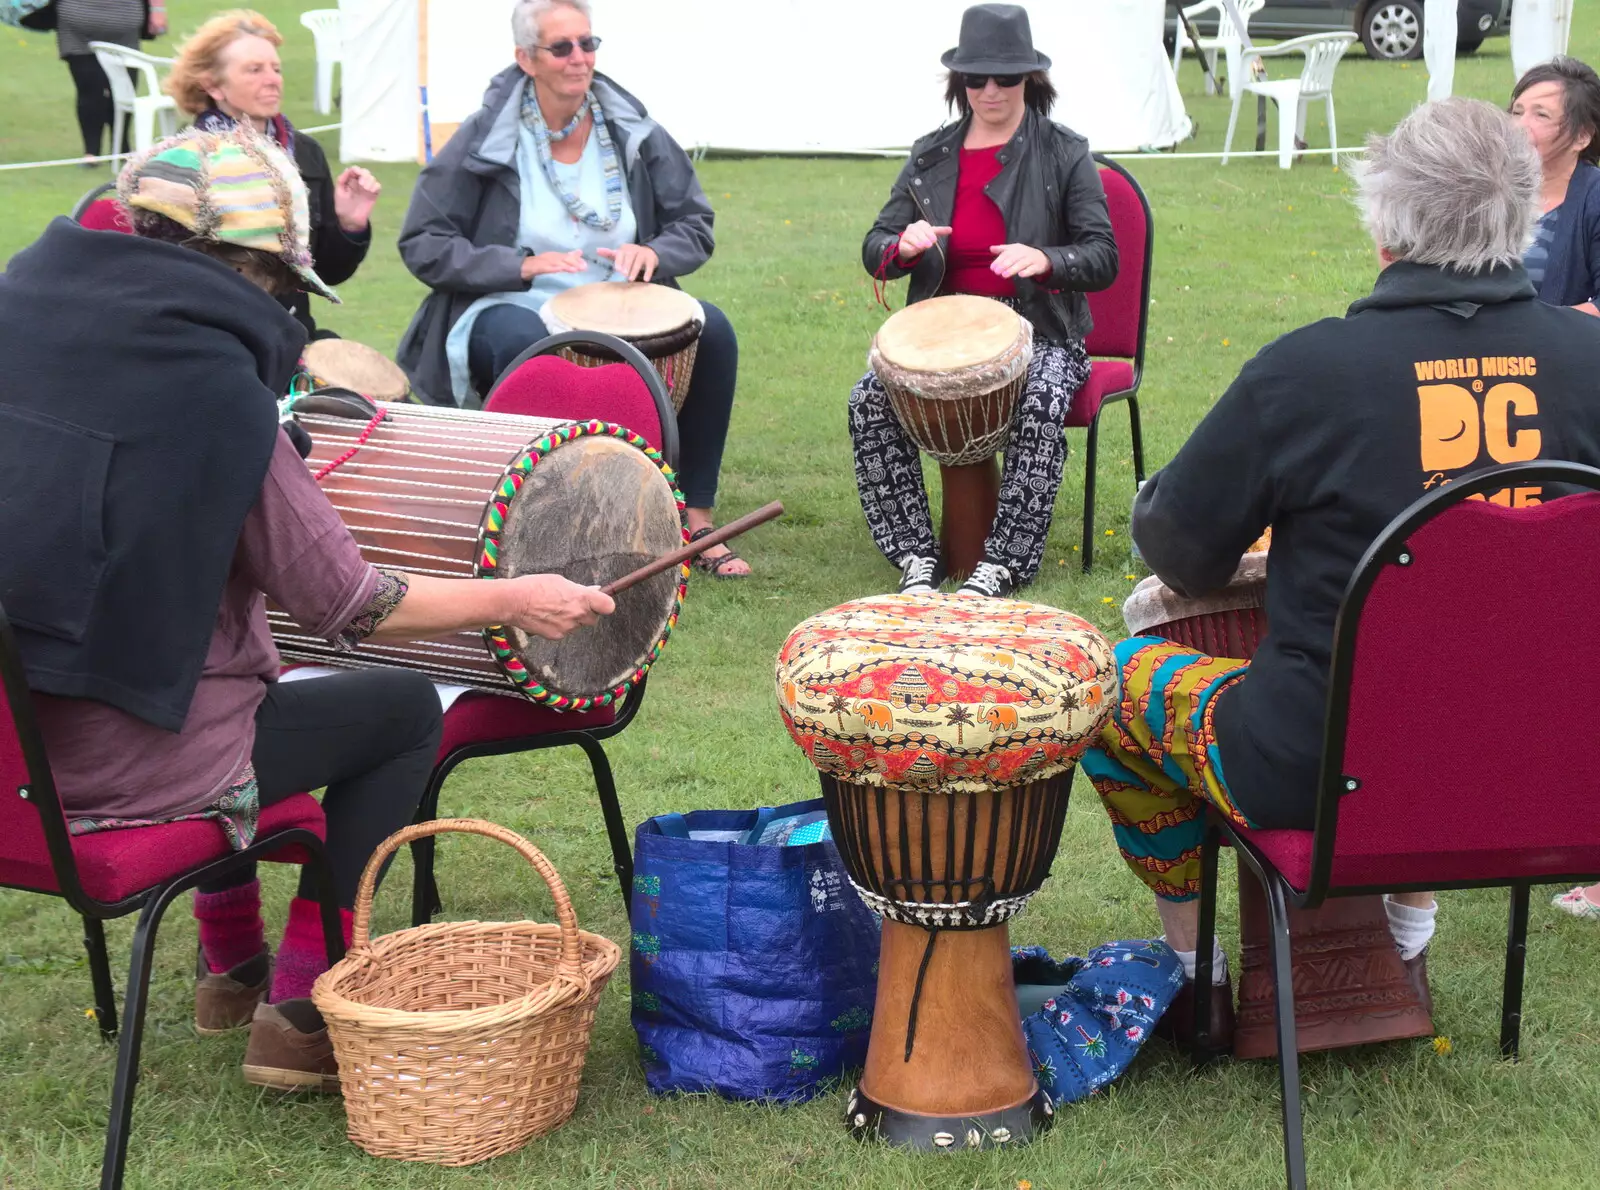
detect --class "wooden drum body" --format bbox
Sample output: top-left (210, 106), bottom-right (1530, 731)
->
top-left (299, 339), bottom-right (413, 403)
top-left (270, 402), bottom-right (687, 711)
top-left (777, 594), bottom-right (1116, 1150)
top-left (869, 295), bottom-right (1032, 580)
top-left (543, 282), bottom-right (705, 412)
top-left (1121, 552), bottom-right (1433, 1057)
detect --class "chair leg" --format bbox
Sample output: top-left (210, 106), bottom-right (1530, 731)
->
top-left (82, 917), bottom-right (118, 1041)
top-left (409, 768), bottom-right (449, 928)
top-left (301, 837), bottom-right (347, 968)
top-left (1080, 413), bottom-right (1101, 573)
top-left (98, 887), bottom-right (178, 1190)
top-left (1223, 88), bottom-right (1245, 164)
top-left (1263, 877), bottom-right (1309, 1190)
top-left (575, 734), bottom-right (634, 911)
top-left (1325, 94), bottom-right (1339, 170)
top-left (1278, 98), bottom-right (1299, 169)
top-left (1127, 396), bottom-right (1146, 485)
top-left (1191, 818), bottom-right (1226, 1065)
top-left (1500, 882), bottom-right (1531, 1059)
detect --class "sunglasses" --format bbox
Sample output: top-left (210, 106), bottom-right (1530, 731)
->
top-left (535, 35), bottom-right (602, 57)
top-left (961, 72), bottom-right (1025, 90)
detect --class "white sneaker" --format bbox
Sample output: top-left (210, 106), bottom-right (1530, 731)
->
top-left (897, 554), bottom-right (943, 595)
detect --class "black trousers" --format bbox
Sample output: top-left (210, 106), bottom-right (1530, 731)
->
top-left (467, 299), bottom-right (739, 508)
top-left (63, 54), bottom-right (132, 157)
top-left (200, 669), bottom-right (442, 907)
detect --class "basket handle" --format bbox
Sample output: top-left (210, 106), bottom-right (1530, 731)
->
top-left (350, 818), bottom-right (586, 981)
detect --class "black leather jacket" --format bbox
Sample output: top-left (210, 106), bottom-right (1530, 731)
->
top-left (861, 109), bottom-right (1117, 344)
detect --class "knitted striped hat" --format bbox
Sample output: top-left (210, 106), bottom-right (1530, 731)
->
top-left (118, 127), bottom-right (339, 303)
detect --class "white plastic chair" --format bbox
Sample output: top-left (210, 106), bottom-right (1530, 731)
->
top-left (1222, 32), bottom-right (1357, 170)
top-left (87, 42), bottom-right (179, 170)
top-left (300, 9), bottom-right (342, 115)
top-left (1171, 0), bottom-right (1265, 98)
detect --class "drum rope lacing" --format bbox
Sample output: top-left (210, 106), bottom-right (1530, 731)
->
top-left (313, 409), bottom-right (388, 482)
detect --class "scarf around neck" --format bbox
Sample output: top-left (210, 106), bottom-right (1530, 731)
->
top-left (195, 106), bottom-right (296, 159)
top-left (518, 85), bottom-right (622, 231)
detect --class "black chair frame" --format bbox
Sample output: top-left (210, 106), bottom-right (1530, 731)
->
top-left (1187, 462), bottom-right (1600, 1190)
top-left (1080, 154), bottom-right (1152, 572)
top-left (412, 330), bottom-right (682, 924)
top-left (71, 181), bottom-right (118, 223)
top-left (0, 603), bottom-right (345, 1190)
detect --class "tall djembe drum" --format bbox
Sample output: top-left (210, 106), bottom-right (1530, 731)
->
top-left (1123, 548), bottom-right (1433, 1058)
top-left (776, 594), bottom-right (1115, 1149)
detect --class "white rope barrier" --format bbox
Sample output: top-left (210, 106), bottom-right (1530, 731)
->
top-left (0, 122), bottom-right (343, 172)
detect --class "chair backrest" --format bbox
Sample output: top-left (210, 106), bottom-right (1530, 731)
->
top-left (1183, 0), bottom-right (1264, 41)
top-left (1297, 32), bottom-right (1356, 93)
top-left (300, 9), bottom-right (342, 53)
top-left (72, 182), bottom-right (133, 232)
top-left (88, 42), bottom-right (168, 104)
top-left (0, 601), bottom-right (80, 900)
top-left (1306, 462), bottom-right (1600, 897)
top-left (1084, 157), bottom-right (1152, 371)
top-left (484, 330), bottom-right (680, 470)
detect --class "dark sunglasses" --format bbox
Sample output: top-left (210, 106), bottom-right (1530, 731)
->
top-left (535, 35), bottom-right (602, 57)
top-left (961, 72), bottom-right (1025, 89)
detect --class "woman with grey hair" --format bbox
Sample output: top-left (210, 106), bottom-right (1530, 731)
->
top-left (1080, 98), bottom-right (1600, 1049)
top-left (398, 0), bottom-right (750, 577)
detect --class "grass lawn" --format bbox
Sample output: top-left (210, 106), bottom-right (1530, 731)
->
top-left (4, 6), bottom-right (1600, 1188)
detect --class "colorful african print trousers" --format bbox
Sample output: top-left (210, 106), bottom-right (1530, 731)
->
top-left (847, 338), bottom-right (1090, 585)
top-left (1079, 636), bottom-right (1260, 902)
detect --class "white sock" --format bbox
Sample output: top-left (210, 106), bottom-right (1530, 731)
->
top-left (1384, 896), bottom-right (1437, 961)
top-left (1166, 936), bottom-right (1229, 985)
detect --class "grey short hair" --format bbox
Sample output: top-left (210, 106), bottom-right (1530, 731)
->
top-left (1354, 98), bottom-right (1540, 273)
top-left (511, 0), bottom-right (591, 54)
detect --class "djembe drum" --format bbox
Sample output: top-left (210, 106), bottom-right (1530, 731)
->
top-left (776, 594), bottom-right (1115, 1149)
top-left (869, 295), bottom-right (1033, 580)
top-left (1122, 549), bottom-right (1433, 1058)
top-left (543, 281), bottom-right (705, 412)
top-left (300, 338), bottom-right (413, 403)
top-left (268, 399), bottom-right (687, 711)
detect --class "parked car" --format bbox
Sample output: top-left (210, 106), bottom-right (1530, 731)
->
top-left (1167, 0), bottom-right (1512, 61)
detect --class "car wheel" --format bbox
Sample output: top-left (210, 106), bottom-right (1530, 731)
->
top-left (1456, 36), bottom-right (1483, 54)
top-left (1361, 0), bottom-right (1424, 60)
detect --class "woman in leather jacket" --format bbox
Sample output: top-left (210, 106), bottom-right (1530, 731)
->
top-left (849, 3), bottom-right (1117, 597)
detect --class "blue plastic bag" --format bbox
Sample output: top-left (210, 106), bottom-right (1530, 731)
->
top-left (630, 799), bottom-right (880, 1101)
top-left (1013, 939), bottom-right (1185, 1103)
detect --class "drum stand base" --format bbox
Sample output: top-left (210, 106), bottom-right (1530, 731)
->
top-left (844, 1083), bottom-right (1054, 1151)
top-left (938, 458), bottom-right (1001, 582)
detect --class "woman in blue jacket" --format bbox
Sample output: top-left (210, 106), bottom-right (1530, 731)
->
top-left (1510, 57), bottom-right (1600, 314)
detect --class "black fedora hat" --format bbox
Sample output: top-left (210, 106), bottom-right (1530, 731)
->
top-left (940, 4), bottom-right (1051, 76)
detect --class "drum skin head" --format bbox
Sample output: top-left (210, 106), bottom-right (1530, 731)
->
top-left (302, 339), bottom-right (410, 401)
top-left (496, 432), bottom-right (686, 704)
top-left (874, 295), bottom-right (1022, 374)
top-left (545, 281), bottom-right (701, 338)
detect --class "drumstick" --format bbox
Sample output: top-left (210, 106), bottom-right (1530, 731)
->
top-left (600, 501), bottom-right (784, 596)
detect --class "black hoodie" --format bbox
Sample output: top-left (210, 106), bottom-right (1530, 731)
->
top-left (0, 218), bottom-right (305, 731)
top-left (1132, 262), bottom-right (1600, 827)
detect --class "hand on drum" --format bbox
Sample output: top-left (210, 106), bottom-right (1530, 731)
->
top-left (596, 244), bottom-right (660, 283)
top-left (988, 243), bottom-right (1051, 279)
top-left (333, 168), bottom-right (382, 233)
top-left (504, 574), bottom-right (616, 639)
top-left (897, 221), bottom-right (952, 261)
top-left (521, 250), bottom-right (588, 281)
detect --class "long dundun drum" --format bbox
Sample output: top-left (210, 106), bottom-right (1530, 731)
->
top-left (542, 282), bottom-right (705, 412)
top-left (269, 402), bottom-right (687, 711)
top-left (776, 594), bottom-right (1115, 1151)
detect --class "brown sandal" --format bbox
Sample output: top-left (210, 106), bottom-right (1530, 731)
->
top-left (690, 526), bottom-right (749, 579)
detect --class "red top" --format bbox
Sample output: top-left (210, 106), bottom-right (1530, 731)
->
top-left (944, 146), bottom-right (1014, 299)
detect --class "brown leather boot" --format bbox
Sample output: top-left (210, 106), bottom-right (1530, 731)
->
top-left (242, 1000), bottom-right (340, 1093)
top-left (1156, 976), bottom-right (1236, 1056)
top-left (194, 949), bottom-right (271, 1035)
top-left (1404, 949), bottom-right (1434, 1018)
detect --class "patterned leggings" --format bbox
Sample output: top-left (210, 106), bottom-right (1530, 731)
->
top-left (848, 339), bottom-right (1090, 585)
top-left (1079, 637), bottom-right (1258, 903)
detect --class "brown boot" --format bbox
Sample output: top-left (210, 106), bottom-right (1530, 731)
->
top-left (1404, 949), bottom-right (1434, 1018)
top-left (242, 1000), bottom-right (340, 1093)
top-left (194, 949), bottom-right (271, 1035)
top-left (1156, 976), bottom-right (1236, 1056)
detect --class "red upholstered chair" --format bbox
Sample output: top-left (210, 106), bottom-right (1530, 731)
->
top-left (407, 330), bottom-right (679, 925)
top-left (0, 602), bottom-right (344, 1190)
top-left (1188, 462), bottom-right (1600, 1190)
top-left (72, 182), bottom-right (133, 234)
top-left (1072, 156), bottom-right (1152, 571)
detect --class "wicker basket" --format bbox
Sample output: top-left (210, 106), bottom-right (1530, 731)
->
top-left (312, 818), bottom-right (622, 1166)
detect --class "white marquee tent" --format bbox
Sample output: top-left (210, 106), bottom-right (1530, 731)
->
top-left (336, 0), bottom-right (1192, 164)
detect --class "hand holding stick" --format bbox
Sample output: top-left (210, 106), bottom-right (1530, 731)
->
top-left (601, 502), bottom-right (784, 596)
